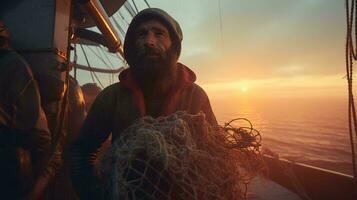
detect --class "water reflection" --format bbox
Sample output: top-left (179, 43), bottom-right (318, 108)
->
top-left (211, 97), bottom-right (352, 174)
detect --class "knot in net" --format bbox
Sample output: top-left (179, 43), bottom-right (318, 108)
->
top-left (99, 111), bottom-right (263, 200)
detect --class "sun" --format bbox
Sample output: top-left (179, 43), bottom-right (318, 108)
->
top-left (240, 86), bottom-right (248, 92)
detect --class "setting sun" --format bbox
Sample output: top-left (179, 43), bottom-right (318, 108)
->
top-left (241, 86), bottom-right (248, 92)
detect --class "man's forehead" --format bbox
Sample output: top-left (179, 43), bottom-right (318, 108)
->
top-left (136, 19), bottom-right (169, 32)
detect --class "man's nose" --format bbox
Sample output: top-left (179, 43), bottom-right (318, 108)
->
top-left (144, 32), bottom-right (156, 47)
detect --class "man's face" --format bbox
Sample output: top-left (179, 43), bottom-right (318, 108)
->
top-left (131, 19), bottom-right (177, 80)
top-left (134, 19), bottom-right (172, 60)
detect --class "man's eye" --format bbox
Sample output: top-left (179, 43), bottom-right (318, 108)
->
top-left (137, 31), bottom-right (146, 37)
top-left (155, 32), bottom-right (165, 36)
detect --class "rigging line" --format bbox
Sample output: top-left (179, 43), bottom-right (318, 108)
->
top-left (95, 46), bottom-right (114, 68)
top-left (355, 0), bottom-right (357, 56)
top-left (347, 0), bottom-right (355, 147)
top-left (349, 0), bottom-right (357, 154)
top-left (131, 0), bottom-right (139, 13)
top-left (112, 14), bottom-right (126, 37)
top-left (348, 50), bottom-right (357, 178)
top-left (106, 43), bottom-right (126, 62)
top-left (349, 49), bottom-right (357, 141)
top-left (98, 43), bottom-right (125, 63)
top-left (144, 0), bottom-right (151, 8)
top-left (96, 46), bottom-right (115, 68)
top-left (87, 45), bottom-right (111, 68)
top-left (117, 10), bottom-right (131, 26)
top-left (80, 44), bottom-right (95, 83)
top-left (346, 0), bottom-right (354, 60)
top-left (350, 0), bottom-right (357, 59)
top-left (350, 0), bottom-right (357, 145)
top-left (347, 0), bottom-right (357, 138)
top-left (98, 44), bottom-right (123, 59)
top-left (74, 43), bottom-right (78, 79)
top-left (126, 1), bottom-right (137, 14)
top-left (116, 52), bottom-right (126, 63)
top-left (80, 44), bottom-right (104, 88)
top-left (97, 45), bottom-right (126, 66)
top-left (113, 14), bottom-right (127, 36)
top-left (348, 0), bottom-right (357, 179)
top-left (73, 63), bottom-right (124, 74)
top-left (218, 0), bottom-right (224, 49)
top-left (107, 16), bottom-right (125, 41)
top-left (345, 0), bottom-right (357, 179)
top-left (128, 1), bottom-right (138, 14)
top-left (348, 0), bottom-right (357, 60)
top-left (124, 1), bottom-right (136, 17)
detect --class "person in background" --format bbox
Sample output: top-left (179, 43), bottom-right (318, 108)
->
top-left (70, 8), bottom-right (218, 199)
top-left (80, 83), bottom-right (102, 112)
top-left (80, 82), bottom-right (110, 169)
top-left (0, 20), bottom-right (54, 200)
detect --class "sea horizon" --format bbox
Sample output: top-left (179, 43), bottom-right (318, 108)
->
top-left (211, 96), bottom-right (354, 175)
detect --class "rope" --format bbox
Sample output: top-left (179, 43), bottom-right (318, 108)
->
top-left (218, 0), bottom-right (224, 49)
top-left (98, 111), bottom-right (264, 200)
top-left (131, 0), bottom-right (139, 14)
top-left (73, 43), bottom-right (78, 79)
top-left (144, 0), bottom-right (151, 8)
top-left (112, 14), bottom-right (127, 37)
top-left (72, 63), bottom-right (123, 74)
top-left (116, 10), bottom-right (131, 28)
top-left (92, 46), bottom-right (113, 69)
top-left (345, 0), bottom-right (357, 179)
top-left (95, 46), bottom-right (114, 68)
top-left (87, 46), bottom-right (112, 68)
top-left (79, 44), bottom-right (104, 88)
top-left (124, 1), bottom-right (137, 17)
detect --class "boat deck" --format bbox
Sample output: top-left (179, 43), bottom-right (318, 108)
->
top-left (247, 177), bottom-right (302, 200)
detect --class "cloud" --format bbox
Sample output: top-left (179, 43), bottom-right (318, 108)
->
top-left (200, 73), bottom-right (347, 99)
top-left (162, 0), bottom-right (347, 82)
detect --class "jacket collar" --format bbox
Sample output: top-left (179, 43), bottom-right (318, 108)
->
top-left (119, 63), bottom-right (196, 116)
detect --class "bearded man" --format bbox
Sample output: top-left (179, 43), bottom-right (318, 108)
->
top-left (70, 8), bottom-right (218, 199)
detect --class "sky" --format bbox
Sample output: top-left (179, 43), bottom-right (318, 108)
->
top-left (77, 0), bottom-right (348, 101)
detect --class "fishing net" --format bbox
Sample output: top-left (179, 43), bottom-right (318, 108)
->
top-left (99, 111), bottom-right (263, 200)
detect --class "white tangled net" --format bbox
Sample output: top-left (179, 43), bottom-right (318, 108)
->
top-left (99, 111), bottom-right (263, 200)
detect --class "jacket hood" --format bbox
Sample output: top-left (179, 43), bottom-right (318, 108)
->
top-left (119, 63), bottom-right (196, 89)
top-left (118, 63), bottom-right (196, 116)
top-left (124, 8), bottom-right (183, 67)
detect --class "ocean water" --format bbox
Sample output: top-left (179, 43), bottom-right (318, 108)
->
top-left (211, 97), bottom-right (354, 175)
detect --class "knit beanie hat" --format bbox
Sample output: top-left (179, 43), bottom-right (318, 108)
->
top-left (124, 8), bottom-right (183, 66)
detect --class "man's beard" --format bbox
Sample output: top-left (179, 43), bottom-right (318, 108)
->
top-left (131, 46), bottom-right (177, 82)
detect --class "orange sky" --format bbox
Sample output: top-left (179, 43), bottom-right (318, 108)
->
top-left (151, 0), bottom-right (348, 100)
top-left (76, 0), bottom-right (349, 100)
